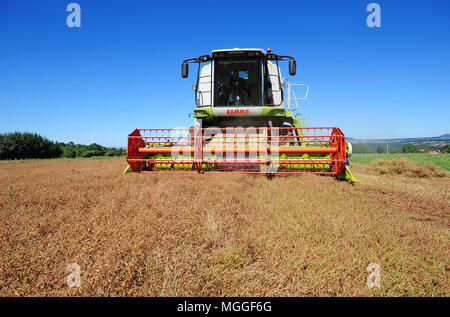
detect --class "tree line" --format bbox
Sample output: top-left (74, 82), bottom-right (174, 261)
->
top-left (352, 144), bottom-right (401, 154)
top-left (353, 143), bottom-right (450, 154)
top-left (0, 132), bottom-right (125, 160)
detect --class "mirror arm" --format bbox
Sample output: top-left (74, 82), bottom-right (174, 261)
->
top-left (277, 55), bottom-right (295, 61)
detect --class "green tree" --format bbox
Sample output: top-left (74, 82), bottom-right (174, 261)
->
top-left (62, 147), bottom-right (76, 158)
top-left (87, 143), bottom-right (107, 156)
top-left (377, 146), bottom-right (385, 154)
top-left (0, 133), bottom-right (126, 160)
top-left (353, 144), bottom-right (369, 153)
top-left (80, 150), bottom-right (100, 158)
top-left (105, 148), bottom-right (125, 157)
top-left (0, 132), bottom-right (62, 160)
top-left (440, 144), bottom-right (450, 153)
top-left (402, 143), bottom-right (418, 153)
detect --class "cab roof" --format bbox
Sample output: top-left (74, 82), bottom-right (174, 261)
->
top-left (212, 48), bottom-right (266, 54)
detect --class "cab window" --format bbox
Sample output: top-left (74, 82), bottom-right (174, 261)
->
top-left (214, 59), bottom-right (261, 107)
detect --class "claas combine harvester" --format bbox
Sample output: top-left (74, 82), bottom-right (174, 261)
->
top-left (125, 48), bottom-right (357, 183)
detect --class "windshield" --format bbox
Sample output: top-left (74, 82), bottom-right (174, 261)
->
top-left (214, 58), bottom-right (261, 107)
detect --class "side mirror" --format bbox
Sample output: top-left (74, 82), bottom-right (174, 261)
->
top-left (181, 63), bottom-right (189, 78)
top-left (289, 60), bottom-right (296, 76)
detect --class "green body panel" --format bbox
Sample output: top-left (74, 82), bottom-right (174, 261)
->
top-left (193, 106), bottom-right (293, 119)
top-left (145, 149), bottom-right (357, 183)
top-left (145, 139), bottom-right (335, 173)
top-left (336, 165), bottom-right (358, 183)
top-left (147, 153), bottom-right (333, 172)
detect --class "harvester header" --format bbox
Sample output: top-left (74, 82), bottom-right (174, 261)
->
top-left (125, 48), bottom-right (356, 182)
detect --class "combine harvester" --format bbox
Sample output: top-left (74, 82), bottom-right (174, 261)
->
top-left (125, 48), bottom-right (356, 183)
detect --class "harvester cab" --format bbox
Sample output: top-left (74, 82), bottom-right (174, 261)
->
top-left (125, 48), bottom-right (357, 183)
top-left (182, 48), bottom-right (305, 129)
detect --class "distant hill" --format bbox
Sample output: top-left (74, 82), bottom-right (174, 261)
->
top-left (348, 134), bottom-right (450, 153)
top-left (349, 133), bottom-right (450, 144)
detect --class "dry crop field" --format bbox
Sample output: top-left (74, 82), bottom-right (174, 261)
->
top-left (0, 157), bottom-right (449, 296)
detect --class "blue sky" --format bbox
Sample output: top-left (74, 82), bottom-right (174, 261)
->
top-left (0, 0), bottom-right (449, 147)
